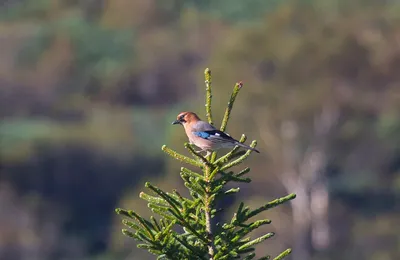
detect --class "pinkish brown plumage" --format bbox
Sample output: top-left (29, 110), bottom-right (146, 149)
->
top-left (172, 112), bottom-right (259, 154)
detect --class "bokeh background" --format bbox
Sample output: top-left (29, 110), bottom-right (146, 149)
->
top-left (1, 0), bottom-right (400, 259)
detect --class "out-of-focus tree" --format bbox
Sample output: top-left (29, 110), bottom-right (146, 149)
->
top-left (0, 182), bottom-right (67, 260)
top-left (201, 1), bottom-right (400, 259)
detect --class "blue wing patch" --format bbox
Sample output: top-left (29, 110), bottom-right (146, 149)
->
top-left (193, 130), bottom-right (234, 140)
top-left (193, 131), bottom-right (211, 139)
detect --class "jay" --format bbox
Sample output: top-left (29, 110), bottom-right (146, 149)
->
top-left (172, 112), bottom-right (260, 154)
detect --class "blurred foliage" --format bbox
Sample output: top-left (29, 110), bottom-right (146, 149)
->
top-left (18, 17), bottom-right (134, 76)
top-left (184, 0), bottom-right (287, 22)
top-left (0, 0), bottom-right (399, 259)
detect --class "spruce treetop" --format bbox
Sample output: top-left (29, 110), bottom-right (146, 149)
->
top-left (116, 68), bottom-right (296, 260)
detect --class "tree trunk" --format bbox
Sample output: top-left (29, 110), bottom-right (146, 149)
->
top-left (290, 183), bottom-right (312, 260)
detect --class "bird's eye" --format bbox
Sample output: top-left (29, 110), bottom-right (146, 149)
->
top-left (178, 114), bottom-right (186, 122)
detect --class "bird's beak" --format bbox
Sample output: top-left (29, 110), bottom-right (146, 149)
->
top-left (172, 120), bottom-right (181, 125)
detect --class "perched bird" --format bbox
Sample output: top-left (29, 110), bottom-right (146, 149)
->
top-left (172, 111), bottom-right (260, 153)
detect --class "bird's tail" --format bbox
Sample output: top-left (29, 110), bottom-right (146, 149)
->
top-left (235, 142), bottom-right (260, 153)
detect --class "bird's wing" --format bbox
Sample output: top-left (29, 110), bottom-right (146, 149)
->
top-left (192, 121), bottom-right (216, 131)
top-left (192, 130), bottom-right (236, 143)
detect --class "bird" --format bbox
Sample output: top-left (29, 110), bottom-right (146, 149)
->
top-left (172, 111), bottom-right (260, 154)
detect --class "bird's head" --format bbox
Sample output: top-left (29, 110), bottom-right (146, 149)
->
top-left (172, 112), bottom-right (200, 126)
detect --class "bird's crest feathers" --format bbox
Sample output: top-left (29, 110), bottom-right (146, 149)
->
top-left (176, 112), bottom-right (201, 124)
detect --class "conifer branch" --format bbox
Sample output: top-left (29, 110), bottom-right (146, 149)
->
top-left (236, 167), bottom-right (251, 177)
top-left (181, 167), bottom-right (205, 180)
top-left (273, 249), bottom-right (292, 260)
top-left (243, 253), bottom-right (256, 260)
top-left (173, 234), bottom-right (208, 260)
top-left (150, 216), bottom-right (161, 231)
top-left (217, 171), bottom-right (251, 183)
top-left (204, 68), bottom-right (213, 126)
top-left (145, 182), bottom-right (182, 215)
top-left (208, 166), bottom-right (221, 181)
top-left (122, 219), bottom-right (141, 231)
top-left (204, 68), bottom-right (218, 163)
top-left (215, 134), bottom-right (247, 165)
top-left (220, 140), bottom-right (258, 171)
top-left (139, 192), bottom-right (170, 206)
top-left (220, 81), bottom-right (243, 132)
top-left (204, 163), bottom-right (215, 259)
top-left (238, 232), bottom-right (275, 251)
top-left (246, 193), bottom-right (296, 220)
top-left (122, 229), bottom-right (141, 240)
top-left (185, 143), bottom-right (212, 166)
top-left (162, 145), bottom-right (204, 168)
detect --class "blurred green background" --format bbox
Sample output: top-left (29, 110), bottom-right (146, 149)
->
top-left (0, 0), bottom-right (399, 259)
